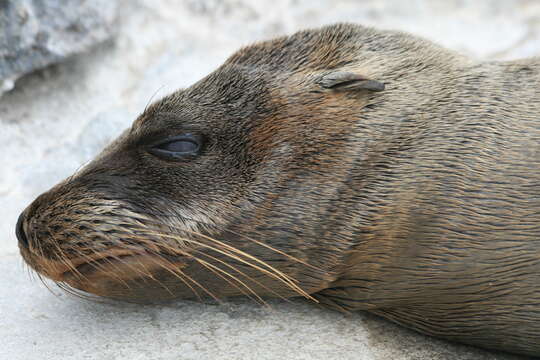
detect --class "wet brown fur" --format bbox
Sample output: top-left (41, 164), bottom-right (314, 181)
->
top-left (18, 24), bottom-right (540, 356)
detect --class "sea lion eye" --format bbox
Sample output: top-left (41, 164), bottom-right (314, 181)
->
top-left (148, 134), bottom-right (202, 160)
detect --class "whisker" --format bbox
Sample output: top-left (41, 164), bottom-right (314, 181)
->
top-left (31, 231), bottom-right (46, 259)
top-left (190, 248), bottom-right (290, 303)
top-left (48, 236), bottom-right (86, 281)
top-left (56, 282), bottom-right (105, 303)
top-left (174, 269), bottom-right (221, 303)
top-left (130, 210), bottom-right (321, 272)
top-left (137, 227), bottom-right (315, 301)
top-left (143, 85), bottom-right (166, 114)
top-left (36, 272), bottom-right (61, 298)
top-left (27, 204), bottom-right (320, 304)
top-left (70, 248), bottom-right (132, 289)
top-left (191, 254), bottom-right (267, 306)
top-left (24, 261), bottom-right (36, 281)
top-left (142, 250), bottom-right (216, 302)
top-left (72, 246), bottom-right (186, 299)
top-left (133, 254), bottom-right (184, 298)
top-left (137, 247), bottom-right (203, 301)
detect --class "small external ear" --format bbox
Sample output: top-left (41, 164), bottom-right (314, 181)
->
top-left (317, 71), bottom-right (385, 92)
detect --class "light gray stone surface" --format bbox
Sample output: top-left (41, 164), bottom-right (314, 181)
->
top-left (1, 1), bottom-right (539, 359)
top-left (0, 0), bottom-right (118, 94)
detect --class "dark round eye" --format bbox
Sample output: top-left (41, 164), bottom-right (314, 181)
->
top-left (148, 134), bottom-right (203, 160)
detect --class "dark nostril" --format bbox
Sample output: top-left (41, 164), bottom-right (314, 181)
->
top-left (16, 211), bottom-right (29, 249)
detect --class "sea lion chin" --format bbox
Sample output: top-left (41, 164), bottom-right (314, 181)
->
top-left (16, 23), bottom-right (540, 356)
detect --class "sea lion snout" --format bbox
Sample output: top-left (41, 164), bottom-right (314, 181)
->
top-left (16, 179), bottom-right (169, 290)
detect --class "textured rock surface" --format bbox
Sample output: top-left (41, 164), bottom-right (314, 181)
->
top-left (1, 1), bottom-right (539, 359)
top-left (0, 0), bottom-right (118, 94)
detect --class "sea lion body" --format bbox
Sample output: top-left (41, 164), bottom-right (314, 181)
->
top-left (17, 24), bottom-right (540, 356)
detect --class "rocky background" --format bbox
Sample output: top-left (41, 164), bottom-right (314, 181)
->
top-left (1, 1), bottom-right (539, 359)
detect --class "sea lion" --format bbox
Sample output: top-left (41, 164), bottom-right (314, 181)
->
top-left (16, 24), bottom-right (540, 356)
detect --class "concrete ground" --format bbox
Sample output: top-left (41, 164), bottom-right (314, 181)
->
top-left (1, 1), bottom-right (539, 359)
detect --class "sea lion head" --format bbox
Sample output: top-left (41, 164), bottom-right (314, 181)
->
top-left (16, 24), bottom-right (387, 302)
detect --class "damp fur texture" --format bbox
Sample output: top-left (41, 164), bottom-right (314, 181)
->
top-left (18, 24), bottom-right (540, 356)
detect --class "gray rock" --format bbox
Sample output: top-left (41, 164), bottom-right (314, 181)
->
top-left (0, 0), bottom-right (118, 95)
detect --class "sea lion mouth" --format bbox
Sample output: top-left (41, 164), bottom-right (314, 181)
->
top-left (22, 246), bottom-right (188, 285)
top-left (60, 251), bottom-right (188, 282)
top-left (57, 251), bottom-right (190, 300)
top-left (62, 254), bottom-right (146, 279)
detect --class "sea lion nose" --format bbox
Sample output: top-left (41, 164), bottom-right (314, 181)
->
top-left (16, 211), bottom-right (29, 249)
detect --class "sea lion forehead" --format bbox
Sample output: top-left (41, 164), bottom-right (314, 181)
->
top-left (226, 23), bottom-right (369, 71)
top-left (131, 94), bottom-right (195, 135)
top-left (133, 24), bottom-right (377, 132)
top-left (133, 66), bottom-right (275, 134)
